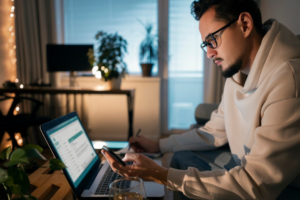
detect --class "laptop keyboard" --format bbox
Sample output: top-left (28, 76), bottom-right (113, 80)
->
top-left (94, 162), bottom-right (133, 195)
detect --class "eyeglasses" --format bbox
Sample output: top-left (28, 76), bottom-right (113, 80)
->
top-left (200, 19), bottom-right (238, 53)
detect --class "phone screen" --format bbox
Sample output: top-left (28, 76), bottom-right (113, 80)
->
top-left (103, 146), bottom-right (126, 166)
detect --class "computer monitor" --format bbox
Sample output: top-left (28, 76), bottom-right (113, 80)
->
top-left (46, 44), bottom-right (93, 72)
top-left (46, 44), bottom-right (94, 86)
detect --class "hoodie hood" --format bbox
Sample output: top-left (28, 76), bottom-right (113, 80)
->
top-left (232, 19), bottom-right (300, 94)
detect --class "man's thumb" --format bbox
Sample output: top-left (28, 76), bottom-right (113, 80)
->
top-left (122, 153), bottom-right (136, 162)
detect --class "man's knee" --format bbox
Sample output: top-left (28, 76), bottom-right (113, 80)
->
top-left (170, 151), bottom-right (192, 169)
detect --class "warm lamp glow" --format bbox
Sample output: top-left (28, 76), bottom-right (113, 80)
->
top-left (16, 106), bottom-right (19, 111)
top-left (92, 66), bottom-right (98, 75)
top-left (20, 84), bottom-right (24, 89)
top-left (95, 71), bottom-right (101, 79)
top-left (15, 133), bottom-right (23, 146)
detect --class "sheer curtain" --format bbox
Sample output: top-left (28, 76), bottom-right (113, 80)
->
top-left (15, 0), bottom-right (63, 116)
top-left (167, 0), bottom-right (204, 131)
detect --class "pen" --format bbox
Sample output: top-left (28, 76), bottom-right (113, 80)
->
top-left (128, 128), bottom-right (141, 152)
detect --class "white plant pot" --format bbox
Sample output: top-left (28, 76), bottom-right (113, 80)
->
top-left (107, 76), bottom-right (122, 90)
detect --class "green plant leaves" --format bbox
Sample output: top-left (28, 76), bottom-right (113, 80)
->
top-left (4, 149), bottom-right (29, 167)
top-left (10, 149), bottom-right (27, 160)
top-left (7, 167), bottom-right (30, 195)
top-left (22, 144), bottom-right (43, 153)
top-left (0, 146), bottom-right (12, 160)
top-left (0, 167), bottom-right (8, 184)
top-left (0, 144), bottom-right (66, 199)
top-left (49, 158), bottom-right (66, 170)
top-left (25, 149), bottom-right (46, 160)
top-left (94, 31), bottom-right (128, 81)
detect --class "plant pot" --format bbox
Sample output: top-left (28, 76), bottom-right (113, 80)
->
top-left (107, 76), bottom-right (122, 90)
top-left (140, 63), bottom-right (154, 77)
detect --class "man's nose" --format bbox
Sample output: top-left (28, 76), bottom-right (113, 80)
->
top-left (206, 47), bottom-right (217, 59)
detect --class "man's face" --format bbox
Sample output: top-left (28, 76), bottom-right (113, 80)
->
top-left (199, 8), bottom-right (246, 78)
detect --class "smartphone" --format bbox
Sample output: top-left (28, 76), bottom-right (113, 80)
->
top-left (102, 145), bottom-right (126, 166)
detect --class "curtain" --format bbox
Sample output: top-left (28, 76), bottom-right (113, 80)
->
top-left (15, 0), bottom-right (61, 86)
top-left (203, 56), bottom-right (225, 104)
top-left (14, 0), bottom-right (63, 144)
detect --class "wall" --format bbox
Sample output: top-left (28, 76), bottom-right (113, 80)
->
top-left (259, 0), bottom-right (300, 35)
top-left (0, 0), bottom-right (16, 87)
top-left (60, 76), bottom-right (161, 141)
top-left (0, 0), bottom-right (17, 150)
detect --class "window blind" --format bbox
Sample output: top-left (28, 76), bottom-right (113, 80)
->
top-left (168, 0), bottom-right (204, 129)
top-left (64, 0), bottom-right (158, 74)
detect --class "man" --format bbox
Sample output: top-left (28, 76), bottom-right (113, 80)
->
top-left (102, 0), bottom-right (300, 199)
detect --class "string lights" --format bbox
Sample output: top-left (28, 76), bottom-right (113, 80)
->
top-left (8, 0), bottom-right (16, 67)
top-left (7, 0), bottom-right (21, 114)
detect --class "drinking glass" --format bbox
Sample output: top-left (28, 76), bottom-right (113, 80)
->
top-left (109, 177), bottom-right (146, 200)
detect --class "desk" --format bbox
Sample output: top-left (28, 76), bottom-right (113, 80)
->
top-left (0, 86), bottom-right (135, 139)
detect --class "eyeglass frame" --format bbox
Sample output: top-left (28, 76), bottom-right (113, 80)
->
top-left (200, 18), bottom-right (239, 53)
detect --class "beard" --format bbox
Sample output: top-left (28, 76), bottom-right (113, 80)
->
top-left (219, 58), bottom-right (243, 78)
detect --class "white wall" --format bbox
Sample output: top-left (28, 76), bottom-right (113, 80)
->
top-left (60, 76), bottom-right (161, 141)
top-left (259, 0), bottom-right (300, 35)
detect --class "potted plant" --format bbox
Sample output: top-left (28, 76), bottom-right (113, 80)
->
top-left (0, 144), bottom-right (66, 200)
top-left (87, 31), bottom-right (128, 89)
top-left (139, 23), bottom-right (158, 77)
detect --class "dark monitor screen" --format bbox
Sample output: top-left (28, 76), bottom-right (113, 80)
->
top-left (46, 44), bottom-right (93, 72)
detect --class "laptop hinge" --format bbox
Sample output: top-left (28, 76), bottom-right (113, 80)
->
top-left (84, 163), bottom-right (103, 190)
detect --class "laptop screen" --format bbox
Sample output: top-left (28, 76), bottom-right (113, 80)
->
top-left (46, 116), bottom-right (98, 187)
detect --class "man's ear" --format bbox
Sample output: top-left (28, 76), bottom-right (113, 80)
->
top-left (239, 12), bottom-right (253, 38)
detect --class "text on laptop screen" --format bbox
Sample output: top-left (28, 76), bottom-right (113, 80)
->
top-left (46, 116), bottom-right (97, 187)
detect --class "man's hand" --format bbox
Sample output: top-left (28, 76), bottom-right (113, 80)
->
top-left (101, 149), bottom-right (168, 185)
top-left (129, 136), bottom-right (160, 153)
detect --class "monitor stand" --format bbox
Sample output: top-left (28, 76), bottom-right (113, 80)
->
top-left (69, 71), bottom-right (76, 87)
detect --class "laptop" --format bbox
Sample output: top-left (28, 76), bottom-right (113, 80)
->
top-left (40, 112), bottom-right (165, 199)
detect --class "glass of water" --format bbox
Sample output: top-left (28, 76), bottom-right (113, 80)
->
top-left (109, 177), bottom-right (146, 200)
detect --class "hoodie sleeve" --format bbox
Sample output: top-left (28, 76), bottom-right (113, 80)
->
top-left (159, 98), bottom-right (228, 154)
top-left (166, 98), bottom-right (300, 200)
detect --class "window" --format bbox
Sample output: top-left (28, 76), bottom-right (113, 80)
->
top-left (63, 0), bottom-right (204, 131)
top-left (168, 0), bottom-right (204, 129)
top-left (64, 0), bottom-right (158, 74)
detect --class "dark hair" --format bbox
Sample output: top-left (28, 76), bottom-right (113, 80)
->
top-left (191, 0), bottom-right (263, 36)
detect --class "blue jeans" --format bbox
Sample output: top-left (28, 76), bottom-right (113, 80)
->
top-left (170, 145), bottom-right (300, 200)
top-left (170, 144), bottom-right (237, 200)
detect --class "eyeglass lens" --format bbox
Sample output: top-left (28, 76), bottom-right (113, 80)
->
top-left (201, 36), bottom-right (218, 53)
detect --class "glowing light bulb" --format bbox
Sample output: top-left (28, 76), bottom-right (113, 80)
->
top-left (15, 78), bottom-right (19, 83)
top-left (101, 66), bottom-right (105, 70)
top-left (20, 84), bottom-right (24, 89)
top-left (95, 71), bottom-right (101, 79)
top-left (16, 106), bottom-right (19, 111)
top-left (11, 6), bottom-right (15, 12)
top-left (104, 69), bottom-right (108, 73)
top-left (10, 13), bottom-right (14, 17)
top-left (92, 66), bottom-right (98, 75)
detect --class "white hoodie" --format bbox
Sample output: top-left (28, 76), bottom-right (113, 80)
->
top-left (159, 19), bottom-right (300, 199)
